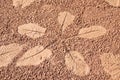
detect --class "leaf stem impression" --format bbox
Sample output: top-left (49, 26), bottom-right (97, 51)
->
top-left (63, 29), bottom-right (99, 40)
top-left (0, 49), bottom-right (19, 56)
top-left (60, 12), bottom-right (67, 35)
top-left (20, 39), bottom-right (58, 61)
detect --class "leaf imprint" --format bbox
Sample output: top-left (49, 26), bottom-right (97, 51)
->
top-left (0, 43), bottom-right (23, 67)
top-left (12, 0), bottom-right (36, 8)
top-left (100, 53), bottom-right (120, 80)
top-left (65, 51), bottom-right (90, 76)
top-left (18, 23), bottom-right (46, 39)
top-left (78, 25), bottom-right (107, 39)
top-left (58, 11), bottom-right (75, 32)
top-left (16, 45), bottom-right (52, 66)
top-left (105, 0), bottom-right (120, 7)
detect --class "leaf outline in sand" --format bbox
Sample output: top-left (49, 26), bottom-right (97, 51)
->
top-left (18, 23), bottom-right (46, 39)
top-left (0, 43), bottom-right (23, 67)
top-left (58, 11), bottom-right (75, 32)
top-left (12, 0), bottom-right (35, 8)
top-left (105, 0), bottom-right (120, 7)
top-left (16, 45), bottom-right (52, 66)
top-left (78, 25), bottom-right (107, 39)
top-left (65, 51), bottom-right (90, 76)
top-left (100, 53), bottom-right (120, 80)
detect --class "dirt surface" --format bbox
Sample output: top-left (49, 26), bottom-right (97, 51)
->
top-left (0, 0), bottom-right (120, 80)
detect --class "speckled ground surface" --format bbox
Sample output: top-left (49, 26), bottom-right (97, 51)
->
top-left (0, 0), bottom-right (120, 80)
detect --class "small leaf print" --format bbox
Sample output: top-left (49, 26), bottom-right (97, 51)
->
top-left (100, 53), bottom-right (120, 80)
top-left (0, 43), bottom-right (23, 67)
top-left (12, 0), bottom-right (35, 8)
top-left (58, 11), bottom-right (75, 32)
top-left (78, 25), bottom-right (106, 39)
top-left (65, 51), bottom-right (90, 76)
top-left (16, 45), bottom-right (52, 66)
top-left (18, 23), bottom-right (46, 39)
top-left (105, 0), bottom-right (120, 7)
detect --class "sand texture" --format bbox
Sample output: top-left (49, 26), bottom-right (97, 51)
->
top-left (0, 0), bottom-right (120, 80)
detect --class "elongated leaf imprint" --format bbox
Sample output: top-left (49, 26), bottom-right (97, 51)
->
top-left (78, 26), bottom-right (106, 39)
top-left (12, 0), bottom-right (35, 8)
top-left (65, 51), bottom-right (90, 76)
top-left (18, 23), bottom-right (46, 39)
top-left (16, 46), bottom-right (52, 66)
top-left (100, 53), bottom-right (120, 80)
top-left (58, 11), bottom-right (75, 32)
top-left (105, 0), bottom-right (120, 7)
top-left (0, 43), bottom-right (23, 67)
